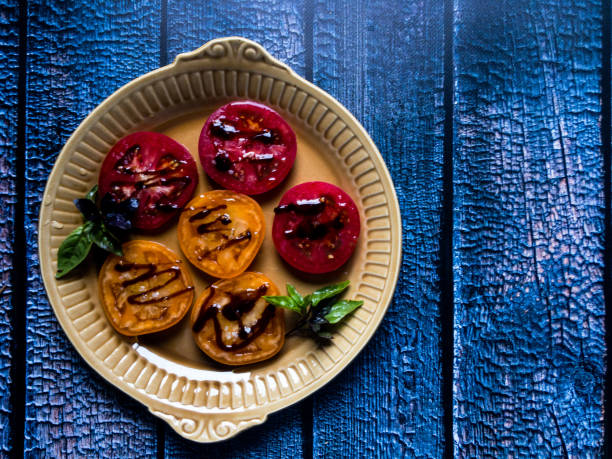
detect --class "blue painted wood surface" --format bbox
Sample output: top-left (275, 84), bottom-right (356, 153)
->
top-left (0, 0), bottom-right (19, 454)
top-left (24, 1), bottom-right (160, 456)
top-left (310, 0), bottom-right (445, 457)
top-left (453, 0), bottom-right (605, 456)
top-left (0, 0), bottom-right (604, 456)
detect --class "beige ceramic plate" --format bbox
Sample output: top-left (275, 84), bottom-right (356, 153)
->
top-left (39, 37), bottom-right (401, 443)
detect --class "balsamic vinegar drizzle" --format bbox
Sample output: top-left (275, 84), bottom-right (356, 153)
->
top-left (210, 118), bottom-right (278, 146)
top-left (213, 153), bottom-right (232, 172)
top-left (197, 214), bottom-right (231, 234)
top-left (111, 144), bottom-right (191, 210)
top-left (274, 198), bottom-right (326, 215)
top-left (251, 129), bottom-right (275, 144)
top-left (189, 204), bottom-right (227, 222)
top-left (192, 283), bottom-right (276, 351)
top-left (114, 144), bottom-right (141, 172)
top-left (210, 119), bottom-right (240, 139)
top-left (197, 231), bottom-right (252, 260)
top-left (274, 197), bottom-right (345, 240)
top-left (188, 204), bottom-right (252, 260)
top-left (114, 262), bottom-right (193, 305)
top-left (210, 117), bottom-right (279, 175)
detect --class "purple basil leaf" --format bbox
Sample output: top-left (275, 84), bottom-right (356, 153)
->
top-left (74, 198), bottom-right (100, 222)
top-left (100, 193), bottom-right (138, 230)
top-left (310, 314), bottom-right (328, 325)
top-left (104, 212), bottom-right (132, 230)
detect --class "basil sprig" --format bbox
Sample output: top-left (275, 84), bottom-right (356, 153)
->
top-left (55, 186), bottom-right (131, 279)
top-left (264, 281), bottom-right (363, 340)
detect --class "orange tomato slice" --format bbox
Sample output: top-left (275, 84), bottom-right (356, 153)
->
top-left (98, 240), bottom-right (195, 336)
top-left (178, 190), bottom-right (265, 278)
top-left (190, 272), bottom-right (285, 365)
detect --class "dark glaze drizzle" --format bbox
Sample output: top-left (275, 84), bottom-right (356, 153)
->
top-left (114, 262), bottom-right (193, 305)
top-left (111, 175), bottom-right (191, 196)
top-left (114, 144), bottom-right (142, 173)
top-left (214, 153), bottom-right (232, 172)
top-left (210, 119), bottom-right (240, 139)
top-left (210, 119), bottom-right (278, 146)
top-left (189, 204), bottom-right (227, 222)
top-left (251, 129), bottom-right (276, 144)
top-left (274, 198), bottom-right (326, 215)
top-left (284, 217), bottom-right (344, 240)
top-left (197, 231), bottom-right (252, 260)
top-left (111, 145), bottom-right (191, 209)
top-left (188, 204), bottom-right (252, 259)
top-left (274, 197), bottom-right (345, 240)
top-left (197, 214), bottom-right (231, 234)
top-left (192, 283), bottom-right (276, 351)
top-left (209, 118), bottom-right (279, 175)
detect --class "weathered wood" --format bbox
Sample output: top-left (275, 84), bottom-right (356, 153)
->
top-left (164, 0), bottom-right (306, 455)
top-left (24, 1), bottom-right (161, 455)
top-left (0, 0), bottom-right (19, 455)
top-left (453, 0), bottom-right (605, 455)
top-left (311, 0), bottom-right (445, 457)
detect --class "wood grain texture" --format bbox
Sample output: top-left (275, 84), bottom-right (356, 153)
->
top-left (453, 0), bottom-right (605, 456)
top-left (0, 0), bottom-right (19, 454)
top-left (164, 0), bottom-right (306, 455)
top-left (311, 0), bottom-right (445, 457)
top-left (24, 1), bottom-right (161, 456)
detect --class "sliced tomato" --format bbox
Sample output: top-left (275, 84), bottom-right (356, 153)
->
top-left (272, 182), bottom-right (360, 274)
top-left (178, 190), bottom-right (265, 278)
top-left (98, 240), bottom-right (195, 336)
top-left (99, 132), bottom-right (198, 230)
top-left (190, 272), bottom-right (284, 366)
top-left (199, 101), bottom-right (297, 195)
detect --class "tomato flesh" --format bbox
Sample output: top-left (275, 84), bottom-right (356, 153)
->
top-left (98, 240), bottom-right (195, 336)
top-left (272, 182), bottom-right (360, 274)
top-left (178, 191), bottom-right (265, 278)
top-left (99, 132), bottom-right (198, 230)
top-left (199, 101), bottom-right (297, 195)
top-left (190, 272), bottom-right (284, 366)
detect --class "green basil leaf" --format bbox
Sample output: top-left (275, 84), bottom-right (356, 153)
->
top-left (323, 299), bottom-right (363, 324)
top-left (55, 222), bottom-right (94, 279)
top-left (286, 284), bottom-right (304, 310)
top-left (306, 280), bottom-right (350, 307)
top-left (90, 223), bottom-right (123, 256)
top-left (85, 185), bottom-right (98, 202)
top-left (263, 295), bottom-right (302, 314)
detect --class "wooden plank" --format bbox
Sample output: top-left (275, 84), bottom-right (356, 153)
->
top-left (453, 0), bottom-right (605, 456)
top-left (0, 0), bottom-right (19, 454)
top-left (164, 0), bottom-right (306, 455)
top-left (311, 0), bottom-right (445, 457)
top-left (24, 1), bottom-right (161, 455)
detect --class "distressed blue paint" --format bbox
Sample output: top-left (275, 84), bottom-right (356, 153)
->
top-left (163, 1), bottom-right (306, 455)
top-left (24, 1), bottom-right (161, 456)
top-left (311, 0), bottom-right (445, 457)
top-left (453, 0), bottom-right (605, 456)
top-left (3, 0), bottom-right (605, 455)
top-left (0, 0), bottom-right (19, 454)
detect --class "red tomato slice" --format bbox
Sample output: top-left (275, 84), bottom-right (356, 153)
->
top-left (199, 101), bottom-right (297, 195)
top-left (99, 132), bottom-right (198, 230)
top-left (272, 182), bottom-right (360, 274)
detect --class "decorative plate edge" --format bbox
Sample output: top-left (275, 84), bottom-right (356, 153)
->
top-left (151, 408), bottom-right (266, 443)
top-left (173, 36), bottom-right (294, 76)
